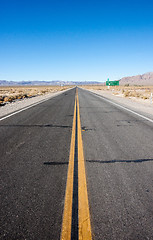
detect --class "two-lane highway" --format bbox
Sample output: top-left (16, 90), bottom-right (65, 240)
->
top-left (0, 87), bottom-right (153, 240)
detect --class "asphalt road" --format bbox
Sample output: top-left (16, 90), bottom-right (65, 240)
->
top-left (1, 87), bottom-right (153, 240)
top-left (0, 88), bottom-right (75, 239)
top-left (79, 88), bottom-right (153, 240)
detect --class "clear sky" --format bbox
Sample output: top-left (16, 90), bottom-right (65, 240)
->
top-left (0, 0), bottom-right (153, 82)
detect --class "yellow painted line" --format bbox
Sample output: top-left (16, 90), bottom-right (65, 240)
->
top-left (61, 88), bottom-right (92, 240)
top-left (77, 92), bottom-right (92, 240)
top-left (60, 97), bottom-right (76, 240)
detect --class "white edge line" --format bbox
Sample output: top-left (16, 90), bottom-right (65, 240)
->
top-left (82, 88), bottom-right (153, 124)
top-left (0, 88), bottom-right (73, 122)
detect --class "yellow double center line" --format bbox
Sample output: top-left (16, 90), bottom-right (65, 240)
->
top-left (60, 89), bottom-right (92, 240)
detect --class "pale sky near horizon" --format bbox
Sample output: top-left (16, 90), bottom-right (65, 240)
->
top-left (0, 0), bottom-right (153, 82)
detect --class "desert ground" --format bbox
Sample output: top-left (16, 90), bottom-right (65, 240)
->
top-left (0, 85), bottom-right (71, 106)
top-left (81, 85), bottom-right (153, 103)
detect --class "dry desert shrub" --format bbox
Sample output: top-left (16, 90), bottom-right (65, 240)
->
top-left (123, 89), bottom-right (151, 99)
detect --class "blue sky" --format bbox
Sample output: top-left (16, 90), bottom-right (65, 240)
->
top-left (0, 0), bottom-right (153, 82)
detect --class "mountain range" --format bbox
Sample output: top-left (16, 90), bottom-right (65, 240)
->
top-left (0, 80), bottom-right (102, 86)
top-left (0, 72), bottom-right (153, 86)
top-left (119, 72), bottom-right (153, 85)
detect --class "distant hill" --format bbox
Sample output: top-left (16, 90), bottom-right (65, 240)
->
top-left (0, 80), bottom-right (103, 86)
top-left (119, 72), bottom-right (153, 86)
